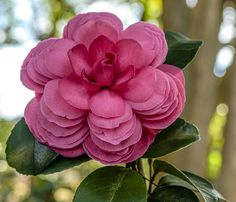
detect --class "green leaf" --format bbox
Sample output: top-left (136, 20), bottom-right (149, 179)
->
top-left (6, 118), bottom-right (58, 175)
top-left (159, 174), bottom-right (229, 202)
top-left (73, 166), bottom-right (147, 202)
top-left (165, 31), bottom-right (202, 68)
top-left (143, 118), bottom-right (200, 158)
top-left (42, 155), bottom-right (90, 175)
top-left (148, 185), bottom-right (199, 202)
top-left (153, 160), bottom-right (229, 202)
top-left (6, 118), bottom-right (90, 175)
top-left (159, 174), bottom-right (197, 192)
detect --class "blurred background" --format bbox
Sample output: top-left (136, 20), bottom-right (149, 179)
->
top-left (0, 0), bottom-right (236, 201)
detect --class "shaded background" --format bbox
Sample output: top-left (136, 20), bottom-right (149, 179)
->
top-left (0, 0), bottom-right (236, 201)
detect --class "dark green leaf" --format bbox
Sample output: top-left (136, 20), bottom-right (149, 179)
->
top-left (42, 155), bottom-right (90, 174)
top-left (148, 185), bottom-right (199, 202)
top-left (153, 160), bottom-right (229, 202)
top-left (143, 118), bottom-right (200, 158)
top-left (165, 31), bottom-right (202, 68)
top-left (159, 174), bottom-right (197, 192)
top-left (73, 166), bottom-right (147, 202)
top-left (6, 118), bottom-right (58, 175)
top-left (6, 118), bottom-right (90, 175)
top-left (160, 174), bottom-right (229, 202)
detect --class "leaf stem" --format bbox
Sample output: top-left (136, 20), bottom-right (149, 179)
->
top-left (137, 159), bottom-right (144, 176)
top-left (148, 159), bottom-right (153, 194)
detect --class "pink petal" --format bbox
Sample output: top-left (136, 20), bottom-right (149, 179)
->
top-left (118, 67), bottom-right (168, 104)
top-left (50, 144), bottom-right (85, 157)
top-left (38, 107), bottom-right (87, 137)
top-left (20, 69), bottom-right (44, 93)
top-left (24, 98), bottom-right (39, 133)
top-left (40, 98), bottom-right (87, 127)
top-left (26, 59), bottom-right (49, 85)
top-left (66, 19), bottom-right (118, 47)
top-left (122, 22), bottom-right (168, 67)
top-left (90, 117), bottom-right (142, 152)
top-left (63, 12), bottom-right (123, 38)
top-left (63, 12), bottom-right (123, 45)
top-left (59, 77), bottom-right (91, 110)
top-left (122, 129), bottom-right (155, 163)
top-left (112, 65), bottom-right (135, 89)
top-left (139, 74), bottom-right (185, 130)
top-left (35, 109), bottom-right (89, 149)
top-left (44, 79), bottom-right (86, 118)
top-left (24, 98), bottom-right (46, 143)
top-left (89, 90), bottom-right (125, 118)
top-left (116, 39), bottom-right (144, 71)
top-left (83, 137), bottom-right (134, 164)
top-left (88, 102), bottom-right (133, 129)
top-left (43, 38), bottom-right (76, 77)
top-left (88, 114), bottom-right (136, 144)
top-left (159, 64), bottom-right (185, 85)
top-left (68, 44), bottom-right (92, 77)
top-left (89, 35), bottom-right (115, 63)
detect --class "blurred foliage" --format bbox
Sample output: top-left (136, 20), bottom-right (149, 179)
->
top-left (140, 0), bottom-right (163, 26)
top-left (207, 104), bottom-right (228, 179)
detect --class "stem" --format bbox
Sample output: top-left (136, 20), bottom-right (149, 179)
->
top-left (137, 159), bottom-right (144, 176)
top-left (148, 159), bottom-right (153, 194)
top-left (148, 171), bottom-right (158, 195)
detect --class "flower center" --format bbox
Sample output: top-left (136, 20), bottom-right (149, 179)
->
top-left (92, 52), bottom-right (116, 87)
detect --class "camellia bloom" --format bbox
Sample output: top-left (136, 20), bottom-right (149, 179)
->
top-left (21, 12), bottom-right (185, 164)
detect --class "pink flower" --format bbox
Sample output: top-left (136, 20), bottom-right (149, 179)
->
top-left (21, 12), bottom-right (185, 164)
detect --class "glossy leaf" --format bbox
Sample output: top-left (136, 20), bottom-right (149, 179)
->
top-left (143, 118), bottom-right (200, 158)
top-left (165, 31), bottom-right (202, 68)
top-left (73, 166), bottom-right (147, 202)
top-left (148, 185), bottom-right (199, 202)
top-left (42, 155), bottom-right (90, 175)
top-left (153, 160), bottom-right (229, 202)
top-left (6, 118), bottom-right (90, 175)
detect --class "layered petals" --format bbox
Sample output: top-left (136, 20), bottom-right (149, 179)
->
top-left (63, 12), bottom-right (123, 47)
top-left (21, 38), bottom-right (76, 93)
top-left (122, 22), bottom-right (168, 67)
top-left (119, 66), bottom-right (185, 131)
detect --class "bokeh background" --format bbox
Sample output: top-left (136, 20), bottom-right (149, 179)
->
top-left (0, 0), bottom-right (236, 201)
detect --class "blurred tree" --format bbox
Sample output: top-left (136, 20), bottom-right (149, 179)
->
top-left (162, 0), bottom-right (223, 176)
top-left (218, 38), bottom-right (236, 200)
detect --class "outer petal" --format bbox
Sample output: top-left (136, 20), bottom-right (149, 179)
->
top-left (40, 98), bottom-right (87, 127)
top-left (44, 79), bottom-right (86, 118)
top-left (122, 22), bottom-right (168, 67)
top-left (24, 98), bottom-right (46, 143)
top-left (50, 145), bottom-right (85, 157)
top-left (119, 66), bottom-right (185, 131)
top-left (35, 110), bottom-right (89, 149)
top-left (42, 38), bottom-right (76, 77)
top-left (63, 12), bottom-right (123, 46)
top-left (118, 67), bottom-right (168, 104)
top-left (89, 117), bottom-right (142, 152)
top-left (21, 38), bottom-right (76, 92)
top-left (88, 102), bottom-right (132, 129)
top-left (122, 128), bottom-right (156, 163)
top-left (89, 90), bottom-right (125, 118)
top-left (158, 64), bottom-right (185, 85)
top-left (59, 77), bottom-right (91, 110)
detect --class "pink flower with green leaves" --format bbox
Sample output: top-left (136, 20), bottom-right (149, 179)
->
top-left (21, 12), bottom-right (185, 164)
